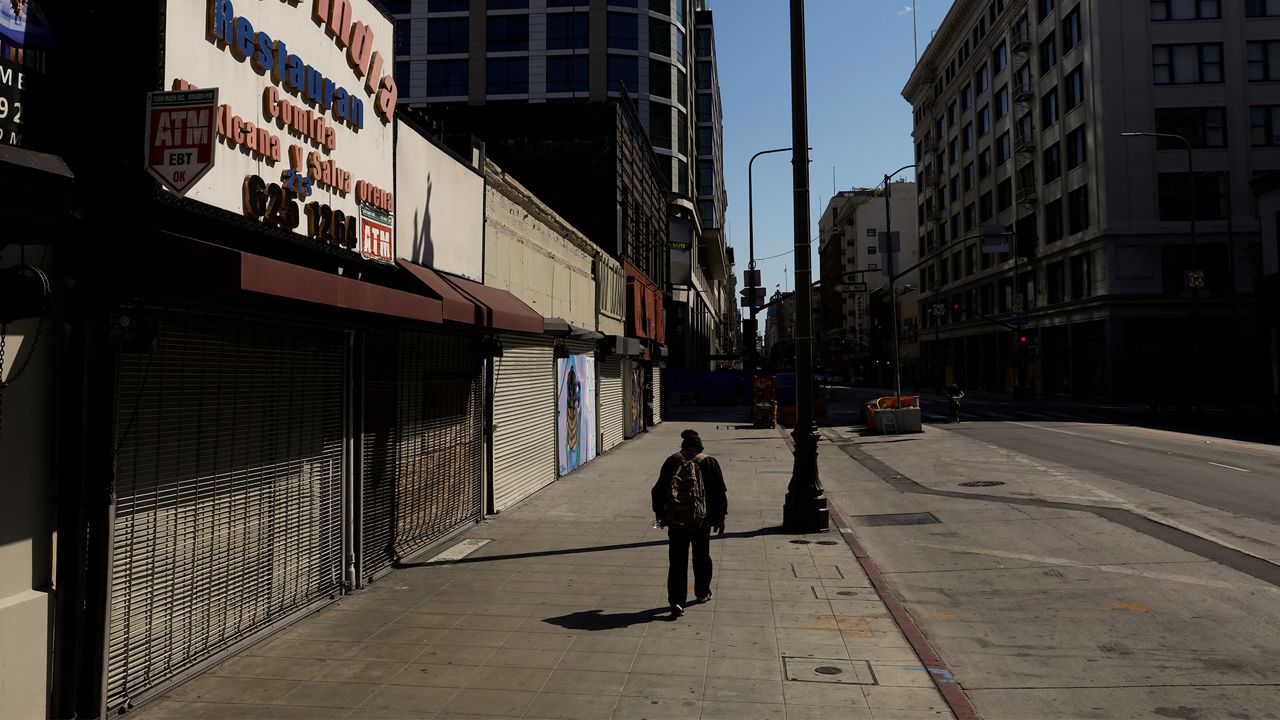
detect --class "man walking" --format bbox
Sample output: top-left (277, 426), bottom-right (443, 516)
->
top-left (652, 429), bottom-right (727, 617)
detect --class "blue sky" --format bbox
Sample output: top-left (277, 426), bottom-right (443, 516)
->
top-left (713, 0), bottom-right (952, 297)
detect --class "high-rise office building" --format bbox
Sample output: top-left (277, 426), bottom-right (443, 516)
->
top-left (903, 0), bottom-right (1270, 399)
top-left (393, 0), bottom-right (732, 371)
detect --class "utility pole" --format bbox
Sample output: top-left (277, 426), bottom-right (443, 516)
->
top-left (783, 0), bottom-right (827, 533)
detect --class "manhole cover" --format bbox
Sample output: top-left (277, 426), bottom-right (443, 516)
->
top-left (783, 657), bottom-right (876, 685)
top-left (848, 512), bottom-right (941, 527)
top-left (790, 539), bottom-right (812, 544)
top-left (816, 541), bottom-right (838, 545)
top-left (959, 481), bottom-right (1005, 487)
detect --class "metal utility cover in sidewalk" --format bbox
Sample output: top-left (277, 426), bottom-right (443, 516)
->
top-left (784, 657), bottom-right (877, 685)
top-left (847, 512), bottom-right (941, 527)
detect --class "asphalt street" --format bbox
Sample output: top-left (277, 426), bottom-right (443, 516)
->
top-left (816, 386), bottom-right (1280, 718)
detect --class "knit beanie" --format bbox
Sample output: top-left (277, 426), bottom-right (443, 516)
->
top-left (681, 429), bottom-right (704, 452)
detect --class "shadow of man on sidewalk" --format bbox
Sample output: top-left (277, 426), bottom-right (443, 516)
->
top-left (542, 607), bottom-right (674, 630)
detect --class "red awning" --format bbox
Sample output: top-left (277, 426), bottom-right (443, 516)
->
top-left (441, 273), bottom-right (544, 334)
top-left (396, 259), bottom-right (481, 325)
top-left (116, 235), bottom-right (444, 325)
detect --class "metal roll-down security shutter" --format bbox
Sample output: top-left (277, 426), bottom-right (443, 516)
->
top-left (490, 334), bottom-right (555, 512)
top-left (108, 308), bottom-right (346, 713)
top-left (362, 329), bottom-right (484, 580)
top-left (652, 365), bottom-right (663, 424)
top-left (598, 356), bottom-right (624, 452)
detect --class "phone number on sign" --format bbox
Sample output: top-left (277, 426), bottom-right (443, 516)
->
top-left (242, 175), bottom-right (390, 262)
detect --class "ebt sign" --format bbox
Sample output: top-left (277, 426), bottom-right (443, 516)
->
top-left (164, 0), bottom-right (396, 262)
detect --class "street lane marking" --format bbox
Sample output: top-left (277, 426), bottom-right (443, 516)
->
top-left (1108, 440), bottom-right (1130, 446)
top-left (1009, 421), bottom-right (1081, 436)
top-left (1208, 461), bottom-right (1250, 473)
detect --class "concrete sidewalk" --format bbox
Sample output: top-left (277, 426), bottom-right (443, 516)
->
top-left (133, 419), bottom-right (952, 720)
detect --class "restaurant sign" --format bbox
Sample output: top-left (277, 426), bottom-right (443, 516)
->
top-left (161, 0), bottom-right (396, 262)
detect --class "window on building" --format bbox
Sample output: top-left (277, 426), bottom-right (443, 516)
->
top-left (697, 160), bottom-right (714, 195)
top-left (950, 137), bottom-right (960, 164)
top-left (650, 17), bottom-right (671, 55)
top-left (1041, 87), bottom-right (1059, 127)
top-left (952, 212), bottom-right (962, 240)
top-left (1151, 0), bottom-right (1220, 20)
top-left (997, 131), bottom-right (1011, 164)
top-left (1248, 41), bottom-right (1280, 81)
top-left (548, 0), bottom-right (588, 6)
top-left (1066, 124), bottom-right (1086, 167)
top-left (487, 15), bottom-right (529, 52)
top-left (487, 57), bottom-right (528, 94)
top-left (1068, 185), bottom-right (1091, 233)
top-left (963, 122), bottom-right (975, 150)
top-left (1248, 0), bottom-right (1280, 16)
top-left (678, 69), bottom-right (687, 102)
top-left (995, 85), bottom-right (1010, 119)
top-left (1154, 107), bottom-right (1227, 147)
top-left (428, 0), bottom-right (468, 10)
top-left (696, 94), bottom-right (711, 122)
top-left (993, 41), bottom-right (1008, 72)
top-left (697, 126), bottom-right (713, 155)
top-left (547, 55), bottom-right (588, 93)
top-left (1062, 8), bottom-right (1081, 50)
top-left (978, 147), bottom-right (993, 178)
top-left (608, 54), bottom-right (638, 93)
top-left (677, 110), bottom-right (688, 155)
top-left (427, 17), bottom-right (470, 54)
top-left (696, 60), bottom-right (712, 87)
top-left (1071, 253), bottom-right (1092, 298)
top-left (1040, 31), bottom-right (1058, 75)
top-left (1047, 260), bottom-right (1066, 303)
top-left (998, 178), bottom-right (1013, 211)
top-left (649, 103), bottom-right (672, 149)
top-left (699, 199), bottom-right (715, 223)
top-left (489, 0), bottom-right (528, 8)
top-left (976, 63), bottom-right (990, 93)
top-left (427, 59), bottom-right (467, 96)
top-left (395, 60), bottom-right (411, 91)
top-left (964, 162), bottom-right (975, 191)
top-left (961, 81), bottom-right (974, 110)
top-left (1154, 43), bottom-right (1224, 84)
top-left (649, 0), bottom-right (671, 16)
top-left (696, 28), bottom-right (712, 56)
top-left (395, 19), bottom-right (413, 55)
top-left (547, 13), bottom-right (588, 49)
top-left (676, 28), bottom-right (686, 64)
top-left (607, 12), bottom-right (638, 50)
top-left (1158, 172), bottom-right (1227, 220)
top-left (867, 245), bottom-right (878, 255)
top-left (610, 0), bottom-right (638, 7)
top-left (1251, 105), bottom-right (1280, 146)
top-left (649, 59), bottom-right (672, 98)
top-left (1065, 66), bottom-right (1084, 108)
top-left (980, 191), bottom-right (994, 220)
top-left (1043, 142), bottom-right (1062, 181)
top-left (1038, 0), bottom-right (1055, 22)
top-left (1018, 112), bottom-right (1035, 144)
top-left (949, 99), bottom-right (959, 126)
top-left (978, 104), bottom-right (992, 134)
top-left (1045, 197), bottom-right (1064, 242)
top-left (964, 203), bottom-right (976, 232)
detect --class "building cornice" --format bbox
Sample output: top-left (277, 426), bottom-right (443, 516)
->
top-left (902, 0), bottom-right (986, 101)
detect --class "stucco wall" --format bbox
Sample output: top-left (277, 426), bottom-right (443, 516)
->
top-left (0, 247), bottom-right (55, 719)
top-left (484, 162), bottom-right (598, 329)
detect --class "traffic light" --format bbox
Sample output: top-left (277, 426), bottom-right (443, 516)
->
top-left (1019, 335), bottom-right (1028, 344)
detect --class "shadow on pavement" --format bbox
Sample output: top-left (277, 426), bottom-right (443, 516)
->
top-left (542, 607), bottom-right (675, 630)
top-left (394, 527), bottom-right (788, 569)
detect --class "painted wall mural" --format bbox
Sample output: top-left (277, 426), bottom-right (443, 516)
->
top-left (629, 366), bottom-right (645, 437)
top-left (557, 354), bottom-right (597, 476)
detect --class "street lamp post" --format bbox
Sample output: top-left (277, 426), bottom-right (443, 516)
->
top-left (747, 147), bottom-right (792, 374)
top-left (1121, 131), bottom-right (1199, 410)
top-left (782, 0), bottom-right (826, 533)
top-left (882, 164), bottom-right (917, 409)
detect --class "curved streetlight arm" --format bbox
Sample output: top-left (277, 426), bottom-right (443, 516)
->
top-left (749, 146), bottom-right (803, 270)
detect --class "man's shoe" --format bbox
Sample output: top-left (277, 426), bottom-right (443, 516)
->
top-left (696, 591), bottom-right (713, 604)
top-left (670, 604), bottom-right (684, 617)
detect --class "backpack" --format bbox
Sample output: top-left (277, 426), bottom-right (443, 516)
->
top-left (663, 452), bottom-right (707, 529)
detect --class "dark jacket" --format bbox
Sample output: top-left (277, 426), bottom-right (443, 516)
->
top-left (652, 452), bottom-right (728, 526)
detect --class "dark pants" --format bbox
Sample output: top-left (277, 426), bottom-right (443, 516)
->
top-left (667, 526), bottom-right (712, 606)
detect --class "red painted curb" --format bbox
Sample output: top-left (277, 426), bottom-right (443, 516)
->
top-left (775, 426), bottom-right (982, 720)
